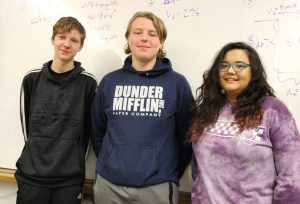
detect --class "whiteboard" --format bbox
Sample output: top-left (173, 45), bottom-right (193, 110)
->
top-left (1, 0), bottom-right (300, 192)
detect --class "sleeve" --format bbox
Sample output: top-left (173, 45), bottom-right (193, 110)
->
top-left (175, 77), bottom-right (194, 179)
top-left (271, 103), bottom-right (300, 204)
top-left (191, 152), bottom-right (199, 180)
top-left (91, 79), bottom-right (107, 158)
top-left (20, 75), bottom-right (32, 142)
top-left (82, 79), bottom-right (97, 155)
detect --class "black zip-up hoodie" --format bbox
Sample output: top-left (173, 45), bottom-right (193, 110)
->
top-left (15, 60), bottom-right (97, 187)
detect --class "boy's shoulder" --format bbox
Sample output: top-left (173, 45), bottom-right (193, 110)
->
top-left (80, 70), bottom-right (98, 84)
top-left (23, 68), bottom-right (43, 81)
top-left (25, 68), bottom-right (42, 75)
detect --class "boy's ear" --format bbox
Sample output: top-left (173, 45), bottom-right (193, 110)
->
top-left (160, 40), bottom-right (165, 49)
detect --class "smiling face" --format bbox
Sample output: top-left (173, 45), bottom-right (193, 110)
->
top-left (51, 28), bottom-right (83, 63)
top-left (126, 17), bottom-right (164, 69)
top-left (219, 49), bottom-right (252, 102)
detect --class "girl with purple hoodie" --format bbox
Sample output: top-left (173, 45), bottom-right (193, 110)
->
top-left (188, 42), bottom-right (300, 204)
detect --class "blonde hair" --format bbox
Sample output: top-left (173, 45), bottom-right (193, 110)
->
top-left (124, 11), bottom-right (167, 58)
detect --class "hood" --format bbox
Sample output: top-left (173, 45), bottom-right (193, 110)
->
top-left (42, 60), bottom-right (84, 84)
top-left (122, 55), bottom-right (173, 77)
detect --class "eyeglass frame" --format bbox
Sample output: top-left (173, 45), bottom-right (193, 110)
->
top-left (218, 61), bottom-right (251, 72)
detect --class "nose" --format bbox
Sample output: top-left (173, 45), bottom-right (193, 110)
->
top-left (63, 39), bottom-right (71, 47)
top-left (228, 64), bottom-right (235, 69)
top-left (141, 33), bottom-right (148, 41)
top-left (226, 65), bottom-right (236, 74)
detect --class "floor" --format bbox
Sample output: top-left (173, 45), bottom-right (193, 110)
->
top-left (82, 199), bottom-right (93, 204)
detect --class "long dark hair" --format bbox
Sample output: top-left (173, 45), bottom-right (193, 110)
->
top-left (188, 42), bottom-right (275, 142)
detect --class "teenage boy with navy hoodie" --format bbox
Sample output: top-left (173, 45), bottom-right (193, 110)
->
top-left (15, 17), bottom-right (97, 204)
top-left (91, 11), bottom-right (194, 204)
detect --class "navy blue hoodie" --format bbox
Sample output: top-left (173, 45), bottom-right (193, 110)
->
top-left (91, 56), bottom-right (193, 187)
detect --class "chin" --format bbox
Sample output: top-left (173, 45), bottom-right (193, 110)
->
top-left (137, 56), bottom-right (153, 62)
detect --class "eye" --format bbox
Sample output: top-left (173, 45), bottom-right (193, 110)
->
top-left (133, 31), bottom-right (142, 35)
top-left (149, 32), bottom-right (158, 37)
top-left (71, 39), bottom-right (79, 43)
top-left (235, 62), bottom-right (246, 69)
top-left (219, 62), bottom-right (229, 69)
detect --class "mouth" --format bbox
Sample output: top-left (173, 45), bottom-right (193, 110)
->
top-left (60, 50), bottom-right (71, 54)
top-left (138, 45), bottom-right (150, 49)
top-left (224, 78), bottom-right (238, 82)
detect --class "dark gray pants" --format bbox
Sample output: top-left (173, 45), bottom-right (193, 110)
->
top-left (93, 174), bottom-right (178, 204)
top-left (16, 180), bottom-right (83, 204)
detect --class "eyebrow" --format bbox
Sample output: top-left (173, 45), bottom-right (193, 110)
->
top-left (132, 28), bottom-right (157, 32)
top-left (221, 60), bottom-right (248, 63)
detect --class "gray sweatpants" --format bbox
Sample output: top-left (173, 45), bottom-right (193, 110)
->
top-left (93, 174), bottom-right (178, 204)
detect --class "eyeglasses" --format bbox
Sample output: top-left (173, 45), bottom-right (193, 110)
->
top-left (218, 62), bottom-right (251, 72)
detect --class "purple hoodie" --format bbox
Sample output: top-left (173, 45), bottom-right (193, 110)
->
top-left (192, 96), bottom-right (300, 204)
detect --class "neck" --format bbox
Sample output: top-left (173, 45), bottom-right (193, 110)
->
top-left (227, 94), bottom-right (237, 102)
top-left (51, 59), bottom-right (75, 73)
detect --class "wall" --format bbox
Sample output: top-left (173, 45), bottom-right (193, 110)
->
top-left (1, 0), bottom-right (300, 193)
top-left (0, 182), bottom-right (17, 204)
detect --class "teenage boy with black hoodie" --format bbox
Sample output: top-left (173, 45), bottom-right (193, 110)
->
top-left (15, 16), bottom-right (97, 204)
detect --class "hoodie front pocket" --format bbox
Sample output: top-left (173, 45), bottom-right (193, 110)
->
top-left (104, 144), bottom-right (159, 186)
top-left (17, 137), bottom-right (81, 178)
